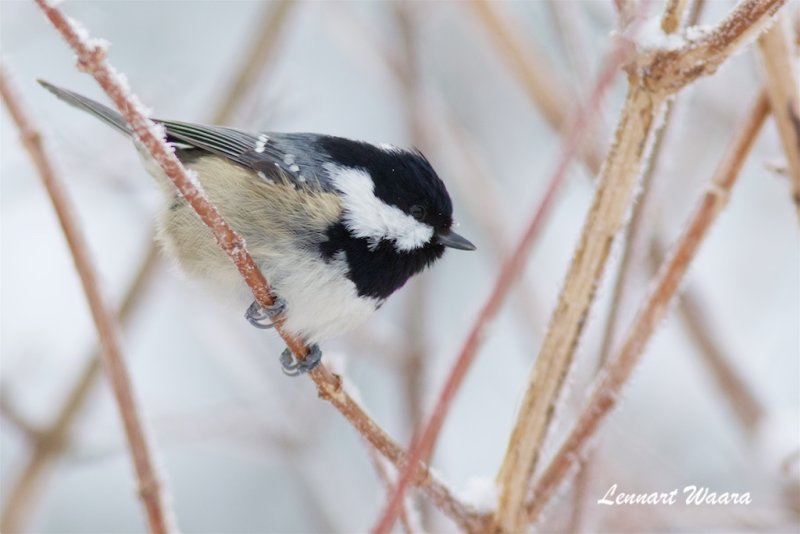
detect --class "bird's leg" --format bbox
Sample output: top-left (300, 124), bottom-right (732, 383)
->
top-left (245, 297), bottom-right (286, 329)
top-left (280, 344), bottom-right (322, 376)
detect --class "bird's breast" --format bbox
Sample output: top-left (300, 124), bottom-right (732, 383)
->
top-left (265, 253), bottom-right (382, 343)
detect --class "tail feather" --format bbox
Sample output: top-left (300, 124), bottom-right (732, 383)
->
top-left (38, 80), bottom-right (131, 136)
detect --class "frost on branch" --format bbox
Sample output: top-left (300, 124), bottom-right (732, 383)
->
top-left (459, 477), bottom-right (498, 513)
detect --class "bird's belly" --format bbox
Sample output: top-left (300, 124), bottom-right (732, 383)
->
top-left (266, 256), bottom-right (380, 343)
top-left (159, 215), bottom-right (379, 342)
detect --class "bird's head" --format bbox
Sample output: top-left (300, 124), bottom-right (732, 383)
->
top-left (320, 137), bottom-right (475, 254)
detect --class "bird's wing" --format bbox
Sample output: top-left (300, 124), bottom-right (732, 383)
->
top-left (161, 122), bottom-right (334, 192)
top-left (37, 81), bottom-right (335, 192)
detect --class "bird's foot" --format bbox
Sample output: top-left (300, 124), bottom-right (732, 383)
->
top-left (245, 298), bottom-right (286, 329)
top-left (280, 344), bottom-right (322, 376)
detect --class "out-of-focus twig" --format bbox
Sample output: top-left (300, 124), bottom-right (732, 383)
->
top-left (394, 1), bottom-right (428, 434)
top-left (662, 0), bottom-right (690, 33)
top-left (600, 0), bottom-right (768, 438)
top-left (368, 448), bottom-right (419, 534)
top-left (211, 0), bottom-right (296, 124)
top-left (687, 0), bottom-right (707, 25)
top-left (497, 78), bottom-right (660, 534)
top-left (0, 245), bottom-right (160, 533)
top-left (756, 14), bottom-right (800, 220)
top-left (526, 90), bottom-right (769, 525)
top-left (470, 0), bottom-right (605, 175)
top-left (334, 2), bottom-right (546, 344)
top-left (373, 24), bottom-right (632, 534)
top-left (473, 0), bottom-right (731, 382)
top-left (392, 5), bottom-right (432, 528)
top-left (0, 66), bottom-right (176, 534)
top-left (546, 0), bottom-right (591, 86)
top-left (0, 391), bottom-right (43, 443)
top-left (35, 0), bottom-right (285, 341)
top-left (599, 0), bottom-right (698, 366)
top-left (494, 1), bottom-right (785, 530)
top-left (35, 2), bottom-right (482, 531)
top-left (315, 378), bottom-right (487, 532)
top-left (570, 2), bottom-right (705, 529)
top-left (2, 2), bottom-right (295, 528)
top-left (650, 237), bottom-right (765, 432)
top-left (436, 108), bottom-right (545, 335)
top-left (614, 0), bottom-right (637, 27)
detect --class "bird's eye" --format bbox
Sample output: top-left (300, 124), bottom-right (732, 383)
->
top-left (410, 205), bottom-right (426, 221)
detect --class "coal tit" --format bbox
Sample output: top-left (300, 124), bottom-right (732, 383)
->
top-left (40, 81), bottom-right (475, 374)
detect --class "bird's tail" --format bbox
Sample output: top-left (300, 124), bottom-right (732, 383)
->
top-left (38, 80), bottom-right (131, 136)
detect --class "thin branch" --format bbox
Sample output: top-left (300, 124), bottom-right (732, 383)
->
top-left (570, 2), bottom-right (707, 528)
top-left (494, 2), bottom-right (785, 530)
top-left (470, 0), bottom-right (605, 175)
top-left (662, 0), bottom-right (691, 33)
top-left (313, 374), bottom-right (488, 533)
top-left (394, 0), bottom-right (429, 434)
top-left (337, 4), bottom-right (546, 344)
top-left (595, 100), bottom-right (676, 374)
top-left (687, 0), bottom-right (708, 26)
top-left (211, 0), bottom-right (295, 125)
top-left (0, 391), bottom-right (43, 443)
top-left (35, 2), bottom-right (480, 530)
top-left (368, 448), bottom-right (419, 534)
top-left (496, 82), bottom-right (663, 534)
top-left (373, 28), bottom-right (634, 534)
top-left (438, 110), bottom-right (545, 335)
top-left (756, 14), bottom-right (800, 220)
top-left (0, 67), bottom-right (175, 534)
top-left (650, 237), bottom-right (765, 432)
top-left (2, 3), bottom-right (293, 526)
top-left (393, 5), bottom-right (433, 528)
top-left (546, 0), bottom-right (592, 87)
top-left (475, 0), bottom-right (731, 384)
top-left (614, 0), bottom-right (637, 28)
top-left (35, 0), bottom-right (292, 350)
top-left (0, 245), bottom-right (160, 533)
top-left (526, 90), bottom-right (769, 525)
top-left (642, 0), bottom-right (787, 94)
top-left (596, 0), bottom-right (708, 374)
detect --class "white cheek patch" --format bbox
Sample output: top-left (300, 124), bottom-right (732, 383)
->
top-left (327, 165), bottom-right (434, 251)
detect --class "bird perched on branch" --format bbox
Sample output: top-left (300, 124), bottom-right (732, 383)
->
top-left (40, 81), bottom-right (475, 375)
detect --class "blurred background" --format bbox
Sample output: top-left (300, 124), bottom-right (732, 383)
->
top-left (1, 1), bottom-right (798, 532)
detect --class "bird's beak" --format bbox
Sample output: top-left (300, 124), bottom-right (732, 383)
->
top-left (436, 229), bottom-right (476, 251)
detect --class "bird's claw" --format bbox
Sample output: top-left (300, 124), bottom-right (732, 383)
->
top-left (245, 298), bottom-right (286, 329)
top-left (280, 344), bottom-right (322, 376)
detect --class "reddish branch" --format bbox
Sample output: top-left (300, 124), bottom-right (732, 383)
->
top-left (470, 0), bottom-right (605, 173)
top-left (34, 0), bottom-right (480, 530)
top-left (372, 30), bottom-right (635, 534)
top-left (0, 67), bottom-right (175, 534)
top-left (211, 0), bottom-right (296, 124)
top-left (526, 90), bottom-right (769, 524)
top-left (2, 3), bottom-right (297, 528)
top-left (1, 245), bottom-right (159, 533)
top-left (34, 0), bottom-right (294, 354)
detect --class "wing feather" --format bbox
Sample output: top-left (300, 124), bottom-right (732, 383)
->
top-left (160, 122), bottom-right (332, 192)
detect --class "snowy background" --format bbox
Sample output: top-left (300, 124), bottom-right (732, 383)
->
top-left (1, 1), bottom-right (798, 532)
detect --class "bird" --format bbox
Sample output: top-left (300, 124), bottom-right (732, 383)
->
top-left (40, 80), bottom-right (475, 375)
